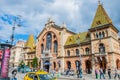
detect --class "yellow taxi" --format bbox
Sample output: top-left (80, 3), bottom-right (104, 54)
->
top-left (24, 70), bottom-right (57, 80)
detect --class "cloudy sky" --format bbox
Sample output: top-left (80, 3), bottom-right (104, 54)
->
top-left (0, 0), bottom-right (120, 44)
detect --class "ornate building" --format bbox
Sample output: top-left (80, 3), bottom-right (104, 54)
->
top-left (36, 2), bottom-right (120, 73)
top-left (10, 41), bottom-right (25, 67)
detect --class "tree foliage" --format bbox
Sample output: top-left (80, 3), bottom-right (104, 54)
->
top-left (32, 56), bottom-right (38, 68)
top-left (19, 60), bottom-right (25, 68)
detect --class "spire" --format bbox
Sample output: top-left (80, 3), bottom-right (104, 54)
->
top-left (91, 2), bottom-right (112, 28)
top-left (62, 22), bottom-right (66, 28)
top-left (98, 0), bottom-right (101, 5)
top-left (25, 34), bottom-right (35, 52)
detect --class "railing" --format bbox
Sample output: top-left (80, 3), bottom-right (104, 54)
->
top-left (41, 50), bottom-right (52, 59)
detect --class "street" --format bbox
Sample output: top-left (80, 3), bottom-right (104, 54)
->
top-left (8, 72), bottom-right (120, 80)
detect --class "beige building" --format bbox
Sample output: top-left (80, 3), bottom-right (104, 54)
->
top-left (10, 41), bottom-right (25, 67)
top-left (36, 2), bottom-right (120, 73)
top-left (23, 34), bottom-right (36, 68)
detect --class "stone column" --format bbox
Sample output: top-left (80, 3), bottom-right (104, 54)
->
top-left (92, 54), bottom-right (95, 76)
top-left (41, 59), bottom-right (43, 70)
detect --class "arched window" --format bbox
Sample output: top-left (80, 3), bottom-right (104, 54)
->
top-left (46, 33), bottom-right (52, 50)
top-left (41, 44), bottom-right (44, 54)
top-left (76, 49), bottom-right (79, 56)
top-left (54, 40), bottom-right (58, 53)
top-left (99, 32), bottom-right (102, 39)
top-left (85, 48), bottom-right (90, 54)
top-left (96, 32), bottom-right (98, 39)
top-left (99, 43), bottom-right (105, 53)
top-left (102, 31), bottom-right (105, 38)
top-left (67, 50), bottom-right (70, 56)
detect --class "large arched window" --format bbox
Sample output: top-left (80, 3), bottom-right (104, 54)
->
top-left (99, 43), bottom-right (105, 53)
top-left (85, 48), bottom-right (90, 54)
top-left (54, 40), bottom-right (58, 53)
top-left (76, 49), bottom-right (79, 56)
top-left (46, 33), bottom-right (52, 50)
top-left (41, 44), bottom-right (44, 54)
top-left (67, 50), bottom-right (70, 56)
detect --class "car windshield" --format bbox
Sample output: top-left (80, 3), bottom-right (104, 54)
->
top-left (38, 74), bottom-right (54, 80)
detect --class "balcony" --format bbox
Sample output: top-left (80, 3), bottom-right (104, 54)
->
top-left (94, 52), bottom-right (107, 57)
top-left (41, 50), bottom-right (52, 59)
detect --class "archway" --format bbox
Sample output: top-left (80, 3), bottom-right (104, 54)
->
top-left (97, 57), bottom-right (107, 73)
top-left (53, 62), bottom-right (56, 70)
top-left (85, 60), bottom-right (92, 74)
top-left (67, 61), bottom-right (71, 70)
top-left (44, 61), bottom-right (50, 72)
top-left (116, 59), bottom-right (119, 69)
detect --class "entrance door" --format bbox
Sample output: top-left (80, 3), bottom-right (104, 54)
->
top-left (85, 60), bottom-right (92, 74)
top-left (97, 57), bottom-right (107, 73)
top-left (44, 61), bottom-right (50, 72)
top-left (67, 61), bottom-right (71, 70)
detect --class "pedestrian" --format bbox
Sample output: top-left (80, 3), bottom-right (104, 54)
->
top-left (99, 68), bottom-right (105, 79)
top-left (108, 67), bottom-right (111, 79)
top-left (11, 69), bottom-right (17, 80)
top-left (76, 69), bottom-right (79, 78)
top-left (79, 68), bottom-right (82, 78)
top-left (95, 69), bottom-right (99, 79)
top-left (114, 68), bottom-right (120, 79)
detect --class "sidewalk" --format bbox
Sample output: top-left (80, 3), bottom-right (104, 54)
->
top-left (59, 74), bottom-right (120, 80)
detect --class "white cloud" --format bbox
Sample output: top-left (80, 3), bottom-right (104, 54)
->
top-left (0, 0), bottom-right (120, 42)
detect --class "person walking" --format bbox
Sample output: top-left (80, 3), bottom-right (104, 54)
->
top-left (95, 69), bottom-right (99, 79)
top-left (114, 68), bottom-right (120, 79)
top-left (108, 67), bottom-right (111, 79)
top-left (99, 68), bottom-right (105, 79)
top-left (11, 69), bottom-right (17, 80)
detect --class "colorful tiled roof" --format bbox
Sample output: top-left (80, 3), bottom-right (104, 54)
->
top-left (65, 32), bottom-right (90, 46)
top-left (91, 4), bottom-right (112, 28)
top-left (25, 34), bottom-right (36, 52)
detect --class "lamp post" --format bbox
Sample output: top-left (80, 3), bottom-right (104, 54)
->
top-left (11, 15), bottom-right (22, 45)
top-left (0, 15), bottom-right (22, 80)
top-left (76, 34), bottom-right (82, 78)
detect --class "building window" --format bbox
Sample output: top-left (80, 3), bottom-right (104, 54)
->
top-left (96, 20), bottom-right (101, 25)
top-left (85, 48), bottom-right (90, 54)
top-left (67, 50), bottom-right (70, 56)
top-left (96, 32), bottom-right (99, 39)
top-left (99, 43), bottom-right (105, 53)
top-left (102, 31), bottom-right (105, 38)
top-left (41, 44), bottom-right (44, 54)
top-left (54, 40), bottom-right (58, 53)
top-left (76, 49), bottom-right (79, 56)
top-left (99, 32), bottom-right (102, 39)
top-left (46, 33), bottom-right (52, 50)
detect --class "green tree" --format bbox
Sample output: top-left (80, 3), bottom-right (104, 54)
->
top-left (19, 60), bottom-right (25, 68)
top-left (32, 56), bottom-right (38, 68)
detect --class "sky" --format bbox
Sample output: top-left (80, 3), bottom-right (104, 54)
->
top-left (0, 0), bottom-right (120, 44)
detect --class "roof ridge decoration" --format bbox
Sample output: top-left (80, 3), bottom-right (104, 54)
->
top-left (91, 1), bottom-right (112, 28)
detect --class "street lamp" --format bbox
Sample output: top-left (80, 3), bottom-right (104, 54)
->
top-left (0, 15), bottom-right (22, 80)
top-left (11, 15), bottom-right (22, 45)
top-left (76, 34), bottom-right (82, 78)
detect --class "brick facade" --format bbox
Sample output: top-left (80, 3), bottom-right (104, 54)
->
top-left (36, 4), bottom-right (120, 73)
